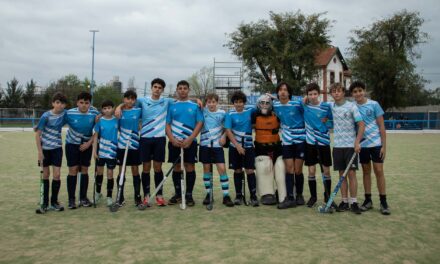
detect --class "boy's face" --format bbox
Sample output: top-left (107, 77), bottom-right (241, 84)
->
top-left (351, 87), bottom-right (366, 103)
top-left (52, 100), bottom-right (66, 113)
top-left (206, 98), bottom-right (218, 112)
top-left (307, 90), bottom-right (320, 104)
top-left (233, 99), bottom-right (245, 112)
top-left (102, 106), bottom-right (114, 116)
top-left (123, 97), bottom-right (136, 108)
top-left (151, 83), bottom-right (164, 98)
top-left (176, 84), bottom-right (189, 100)
top-left (331, 88), bottom-right (345, 102)
top-left (278, 85), bottom-right (290, 101)
top-left (77, 99), bottom-right (91, 113)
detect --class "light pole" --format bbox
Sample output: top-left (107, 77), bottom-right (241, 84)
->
top-left (89, 29), bottom-right (99, 104)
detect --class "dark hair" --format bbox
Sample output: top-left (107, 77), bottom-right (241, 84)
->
top-left (349, 81), bottom-right (366, 93)
top-left (151, 78), bottom-right (166, 88)
top-left (124, 89), bottom-right (137, 99)
top-left (230, 90), bottom-right (247, 104)
top-left (205, 93), bottom-right (219, 104)
top-left (329, 82), bottom-right (344, 93)
top-left (52, 92), bottom-right (67, 104)
top-left (77, 91), bottom-right (92, 102)
top-left (101, 100), bottom-right (114, 108)
top-left (305, 83), bottom-right (320, 95)
top-left (276, 82), bottom-right (293, 99)
top-left (177, 80), bottom-right (190, 88)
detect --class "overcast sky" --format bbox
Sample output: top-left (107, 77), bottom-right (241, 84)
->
top-left (1, 0), bottom-right (439, 96)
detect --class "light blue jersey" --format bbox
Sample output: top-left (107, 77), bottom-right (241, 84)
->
top-left (65, 107), bottom-right (100, 144)
top-left (94, 117), bottom-right (119, 159)
top-left (355, 99), bottom-right (384, 148)
top-left (166, 100), bottom-right (204, 141)
top-left (136, 96), bottom-right (174, 138)
top-left (224, 107), bottom-right (256, 148)
top-left (118, 107), bottom-right (141, 150)
top-left (200, 108), bottom-right (225, 147)
top-left (36, 110), bottom-right (66, 150)
top-left (303, 102), bottom-right (333, 146)
top-left (330, 101), bottom-right (363, 148)
top-left (273, 100), bottom-right (305, 145)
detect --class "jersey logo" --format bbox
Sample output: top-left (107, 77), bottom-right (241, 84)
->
top-left (366, 109), bottom-right (373, 116)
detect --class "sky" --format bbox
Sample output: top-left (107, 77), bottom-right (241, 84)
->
top-left (1, 0), bottom-right (439, 96)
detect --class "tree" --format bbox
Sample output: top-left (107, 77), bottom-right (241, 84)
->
top-left (3, 78), bottom-right (24, 108)
top-left (23, 79), bottom-right (37, 108)
top-left (348, 10), bottom-right (429, 110)
top-left (225, 10), bottom-right (331, 94)
top-left (40, 74), bottom-right (90, 109)
top-left (92, 85), bottom-right (123, 110)
top-left (188, 66), bottom-right (214, 98)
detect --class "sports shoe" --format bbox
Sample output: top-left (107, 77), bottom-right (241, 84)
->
top-left (168, 194), bottom-right (182, 205)
top-left (94, 192), bottom-right (103, 204)
top-left (350, 202), bottom-right (362, 214)
top-left (68, 199), bottom-right (77, 209)
top-left (107, 197), bottom-right (113, 207)
top-left (50, 201), bottom-right (65, 212)
top-left (234, 195), bottom-right (243, 205)
top-left (261, 194), bottom-right (277, 205)
top-left (135, 195), bottom-right (142, 207)
top-left (380, 202), bottom-right (391, 215)
top-left (277, 197), bottom-right (297, 209)
top-left (360, 200), bottom-right (373, 212)
top-left (186, 195), bottom-right (195, 207)
top-left (306, 196), bottom-right (317, 208)
top-left (336, 201), bottom-right (349, 212)
top-left (223, 195), bottom-right (234, 207)
top-left (203, 193), bottom-right (211, 205)
top-left (116, 198), bottom-right (125, 207)
top-left (296, 194), bottom-right (305, 206)
top-left (155, 196), bottom-right (167, 207)
top-left (142, 196), bottom-right (151, 208)
top-left (250, 196), bottom-right (259, 207)
top-left (79, 197), bottom-right (92, 207)
top-left (36, 206), bottom-right (48, 214)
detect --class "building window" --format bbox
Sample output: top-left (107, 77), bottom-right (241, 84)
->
top-left (330, 71), bottom-right (335, 84)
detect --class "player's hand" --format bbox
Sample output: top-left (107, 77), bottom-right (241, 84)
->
top-left (354, 142), bottom-right (361, 153)
top-left (171, 138), bottom-right (182, 148)
top-left (321, 117), bottom-right (328, 123)
top-left (380, 146), bottom-right (386, 160)
top-left (302, 96), bottom-right (308, 104)
top-left (93, 152), bottom-right (99, 160)
top-left (80, 141), bottom-right (92, 152)
top-left (182, 138), bottom-right (193, 149)
top-left (196, 99), bottom-right (203, 108)
top-left (114, 107), bottom-right (122, 118)
top-left (38, 152), bottom-right (44, 165)
top-left (265, 93), bottom-right (277, 100)
top-left (219, 136), bottom-right (226, 147)
top-left (94, 114), bottom-right (102, 123)
top-left (237, 145), bottom-right (246, 155)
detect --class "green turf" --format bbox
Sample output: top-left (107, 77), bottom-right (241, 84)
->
top-left (0, 132), bottom-right (439, 263)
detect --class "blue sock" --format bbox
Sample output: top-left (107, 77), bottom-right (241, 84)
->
top-left (220, 174), bottom-right (229, 197)
top-left (203, 172), bottom-right (212, 194)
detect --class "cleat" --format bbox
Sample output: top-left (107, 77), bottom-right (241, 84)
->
top-left (155, 196), bottom-right (167, 207)
top-left (351, 202), bottom-right (362, 214)
top-left (277, 197), bottom-right (297, 209)
top-left (203, 193), bottom-right (210, 205)
top-left (261, 194), bottom-right (277, 205)
top-left (360, 200), bottom-right (373, 211)
top-left (250, 196), bottom-right (259, 207)
top-left (185, 195), bottom-right (195, 207)
top-left (336, 201), bottom-right (349, 212)
top-left (106, 197), bottom-right (113, 207)
top-left (50, 201), bottom-right (64, 212)
top-left (168, 194), bottom-right (182, 205)
top-left (222, 195), bottom-right (234, 207)
top-left (380, 203), bottom-right (391, 215)
top-left (234, 195), bottom-right (243, 206)
top-left (68, 199), bottom-right (77, 210)
top-left (94, 192), bottom-right (103, 205)
top-left (306, 196), bottom-right (317, 208)
top-left (142, 196), bottom-right (151, 208)
top-left (35, 206), bottom-right (48, 214)
top-left (296, 194), bottom-right (305, 206)
top-left (135, 195), bottom-right (142, 207)
top-left (79, 197), bottom-right (92, 207)
top-left (116, 199), bottom-right (125, 207)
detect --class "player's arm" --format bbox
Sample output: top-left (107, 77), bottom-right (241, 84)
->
top-left (35, 129), bottom-right (44, 163)
top-left (225, 129), bottom-right (245, 155)
top-left (79, 136), bottom-right (94, 152)
top-left (182, 121), bottom-right (203, 148)
top-left (92, 132), bottom-right (99, 160)
top-left (166, 123), bottom-right (182, 148)
top-left (377, 115), bottom-right (386, 160)
top-left (355, 120), bottom-right (365, 153)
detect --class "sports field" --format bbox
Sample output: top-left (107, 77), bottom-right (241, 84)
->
top-left (0, 132), bottom-right (439, 263)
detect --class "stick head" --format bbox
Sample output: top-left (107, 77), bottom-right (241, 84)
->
top-left (206, 204), bottom-right (213, 211)
top-left (109, 204), bottom-right (119, 212)
top-left (318, 205), bottom-right (334, 214)
top-left (35, 208), bottom-right (46, 214)
top-left (180, 203), bottom-right (186, 210)
top-left (137, 204), bottom-right (147, 211)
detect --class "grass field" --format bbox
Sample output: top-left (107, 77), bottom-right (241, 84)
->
top-left (0, 132), bottom-right (439, 263)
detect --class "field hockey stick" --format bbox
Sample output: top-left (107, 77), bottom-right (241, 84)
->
top-left (180, 147), bottom-right (186, 210)
top-left (77, 138), bottom-right (84, 204)
top-left (35, 161), bottom-right (46, 214)
top-left (137, 155), bottom-right (181, 210)
top-left (241, 136), bottom-right (249, 206)
top-left (319, 152), bottom-right (357, 213)
top-left (93, 162), bottom-right (97, 208)
top-left (206, 139), bottom-right (214, 211)
top-left (110, 138), bottom-right (130, 213)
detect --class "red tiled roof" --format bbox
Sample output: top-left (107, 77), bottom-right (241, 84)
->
top-left (315, 47), bottom-right (337, 66)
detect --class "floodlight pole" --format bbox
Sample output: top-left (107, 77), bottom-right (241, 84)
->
top-left (90, 29), bottom-right (99, 104)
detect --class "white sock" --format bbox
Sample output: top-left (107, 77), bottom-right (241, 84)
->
top-left (350, 197), bottom-right (357, 204)
top-left (342, 198), bottom-right (348, 203)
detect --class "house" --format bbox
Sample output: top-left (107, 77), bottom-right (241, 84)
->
top-left (314, 46), bottom-right (352, 102)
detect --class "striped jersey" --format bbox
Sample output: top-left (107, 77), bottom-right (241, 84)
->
top-left (118, 107), bottom-right (142, 150)
top-left (273, 100), bottom-right (305, 145)
top-left (355, 99), bottom-right (384, 148)
top-left (65, 107), bottom-right (100, 144)
top-left (136, 96), bottom-right (174, 138)
top-left (36, 110), bottom-right (66, 150)
top-left (303, 102), bottom-right (333, 146)
top-left (200, 108), bottom-right (226, 148)
top-left (94, 116), bottom-right (119, 159)
top-left (224, 106), bottom-right (256, 148)
top-left (166, 100), bottom-right (204, 141)
top-left (330, 101), bottom-right (363, 148)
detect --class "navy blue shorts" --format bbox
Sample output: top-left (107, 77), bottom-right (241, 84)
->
top-left (199, 146), bottom-right (225, 164)
top-left (140, 137), bottom-right (166, 163)
top-left (117, 148), bottom-right (141, 166)
top-left (359, 146), bottom-right (384, 164)
top-left (168, 141), bottom-right (198, 164)
top-left (42, 148), bottom-right (63, 167)
top-left (96, 158), bottom-right (117, 169)
top-left (229, 147), bottom-right (255, 170)
top-left (333, 148), bottom-right (358, 171)
top-left (304, 144), bottom-right (332, 167)
top-left (66, 143), bottom-right (93, 168)
top-left (282, 142), bottom-right (306, 160)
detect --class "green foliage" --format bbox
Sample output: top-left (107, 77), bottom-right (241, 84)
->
top-left (92, 85), bottom-right (123, 110)
top-left (40, 74), bottom-right (90, 109)
top-left (23, 79), bottom-right (37, 108)
top-left (349, 10), bottom-right (429, 110)
top-left (2, 78), bottom-right (24, 108)
top-left (225, 10), bottom-right (331, 94)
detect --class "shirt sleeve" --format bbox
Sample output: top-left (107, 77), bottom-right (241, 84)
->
top-left (93, 120), bottom-right (101, 134)
top-left (352, 104), bottom-right (363, 123)
top-left (374, 101), bottom-right (384, 118)
top-left (135, 98), bottom-right (143, 108)
top-left (166, 104), bottom-right (173, 125)
top-left (224, 112), bottom-right (232, 129)
top-left (196, 106), bottom-right (204, 123)
top-left (36, 112), bottom-right (48, 131)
